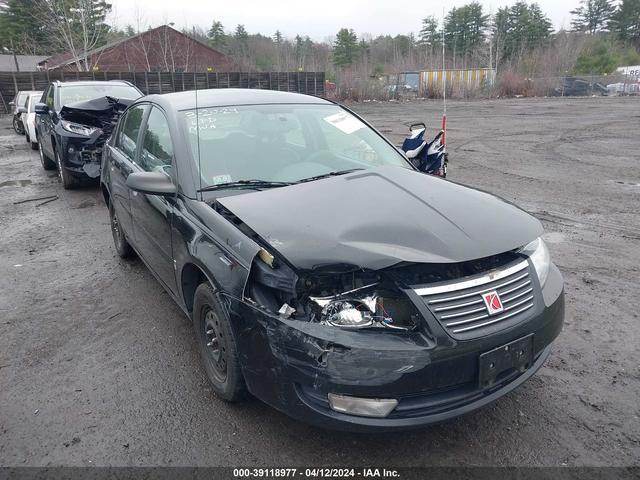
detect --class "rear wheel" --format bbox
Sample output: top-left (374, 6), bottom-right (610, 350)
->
top-left (109, 201), bottom-right (134, 258)
top-left (194, 282), bottom-right (247, 401)
top-left (31, 141), bottom-right (38, 150)
top-left (38, 139), bottom-right (56, 170)
top-left (56, 149), bottom-right (80, 189)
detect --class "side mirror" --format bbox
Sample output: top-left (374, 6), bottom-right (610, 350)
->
top-left (17, 106), bottom-right (27, 114)
top-left (126, 171), bottom-right (176, 196)
top-left (35, 103), bottom-right (49, 114)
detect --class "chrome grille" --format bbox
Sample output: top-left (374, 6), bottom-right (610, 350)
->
top-left (414, 260), bottom-right (535, 338)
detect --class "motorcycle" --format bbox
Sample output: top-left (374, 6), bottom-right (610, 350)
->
top-left (401, 122), bottom-right (448, 177)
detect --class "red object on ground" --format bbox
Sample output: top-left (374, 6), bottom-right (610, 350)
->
top-left (441, 114), bottom-right (447, 146)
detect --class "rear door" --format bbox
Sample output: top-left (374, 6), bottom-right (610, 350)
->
top-left (108, 104), bottom-right (148, 240)
top-left (130, 106), bottom-right (178, 295)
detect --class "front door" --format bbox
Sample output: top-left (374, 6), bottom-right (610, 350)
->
top-left (108, 104), bottom-right (148, 237)
top-left (38, 86), bottom-right (55, 157)
top-left (130, 106), bottom-right (178, 295)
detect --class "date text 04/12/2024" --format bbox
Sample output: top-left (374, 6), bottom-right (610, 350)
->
top-left (233, 468), bottom-right (401, 478)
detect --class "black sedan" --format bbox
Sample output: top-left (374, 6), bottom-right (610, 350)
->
top-left (100, 89), bottom-right (564, 431)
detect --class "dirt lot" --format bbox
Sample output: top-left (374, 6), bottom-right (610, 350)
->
top-left (0, 97), bottom-right (639, 467)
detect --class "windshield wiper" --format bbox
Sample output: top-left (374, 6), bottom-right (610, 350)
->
top-left (198, 179), bottom-right (293, 192)
top-left (295, 168), bottom-right (364, 184)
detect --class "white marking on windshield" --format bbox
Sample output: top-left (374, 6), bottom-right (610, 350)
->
top-left (323, 111), bottom-right (365, 134)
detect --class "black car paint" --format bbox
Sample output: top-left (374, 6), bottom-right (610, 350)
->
top-left (100, 89), bottom-right (564, 431)
top-left (217, 165), bottom-right (543, 270)
top-left (35, 81), bottom-right (142, 182)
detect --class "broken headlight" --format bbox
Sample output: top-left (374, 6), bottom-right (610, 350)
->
top-left (311, 287), bottom-right (419, 331)
top-left (61, 120), bottom-right (98, 137)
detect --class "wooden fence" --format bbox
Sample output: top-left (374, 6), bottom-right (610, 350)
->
top-left (0, 70), bottom-right (325, 113)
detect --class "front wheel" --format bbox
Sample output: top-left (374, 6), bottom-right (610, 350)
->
top-left (56, 149), bottom-right (80, 189)
top-left (193, 283), bottom-right (248, 402)
top-left (38, 140), bottom-right (56, 170)
top-left (13, 117), bottom-right (24, 135)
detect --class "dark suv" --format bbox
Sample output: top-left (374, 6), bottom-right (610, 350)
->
top-left (35, 80), bottom-right (142, 189)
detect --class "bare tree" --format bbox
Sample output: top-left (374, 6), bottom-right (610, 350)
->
top-left (36, 0), bottom-right (111, 71)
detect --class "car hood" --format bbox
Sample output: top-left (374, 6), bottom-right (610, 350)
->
top-left (217, 166), bottom-right (543, 271)
top-left (59, 96), bottom-right (134, 128)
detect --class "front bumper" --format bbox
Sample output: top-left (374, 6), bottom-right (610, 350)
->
top-left (57, 130), bottom-right (107, 179)
top-left (227, 263), bottom-right (564, 432)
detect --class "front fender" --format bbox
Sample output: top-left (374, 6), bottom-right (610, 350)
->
top-left (171, 196), bottom-right (262, 309)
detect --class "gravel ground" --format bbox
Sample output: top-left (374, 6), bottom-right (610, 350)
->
top-left (0, 97), bottom-right (639, 467)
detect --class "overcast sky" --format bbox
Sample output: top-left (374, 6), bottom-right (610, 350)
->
top-left (110, 0), bottom-right (578, 40)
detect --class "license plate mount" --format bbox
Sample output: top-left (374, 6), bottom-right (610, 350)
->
top-left (479, 334), bottom-right (534, 388)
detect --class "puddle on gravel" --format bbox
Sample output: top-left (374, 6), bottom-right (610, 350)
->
top-left (0, 179), bottom-right (32, 188)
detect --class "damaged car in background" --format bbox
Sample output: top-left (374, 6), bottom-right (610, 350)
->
top-left (35, 80), bottom-right (143, 189)
top-left (100, 89), bottom-right (564, 431)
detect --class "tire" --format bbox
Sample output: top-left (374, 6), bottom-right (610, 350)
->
top-left (109, 201), bottom-right (134, 259)
top-left (193, 282), bottom-right (247, 402)
top-left (38, 139), bottom-right (56, 170)
top-left (25, 133), bottom-right (30, 143)
top-left (31, 141), bottom-right (38, 150)
top-left (56, 148), bottom-right (80, 189)
top-left (13, 117), bottom-right (24, 135)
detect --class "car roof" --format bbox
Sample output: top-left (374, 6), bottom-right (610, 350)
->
top-left (143, 88), bottom-right (333, 110)
top-left (55, 80), bottom-right (135, 88)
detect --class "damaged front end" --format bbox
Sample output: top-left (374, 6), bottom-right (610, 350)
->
top-left (57, 96), bottom-right (133, 178)
top-left (224, 235), bottom-right (563, 431)
top-left (207, 171), bottom-right (563, 430)
top-left (244, 253), bottom-right (420, 331)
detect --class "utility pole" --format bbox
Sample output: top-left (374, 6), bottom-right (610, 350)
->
top-left (10, 38), bottom-right (20, 72)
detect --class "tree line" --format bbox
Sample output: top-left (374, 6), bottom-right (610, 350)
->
top-left (0, 0), bottom-right (639, 79)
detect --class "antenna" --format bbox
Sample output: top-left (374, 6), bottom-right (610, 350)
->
top-left (441, 7), bottom-right (447, 148)
top-left (195, 65), bottom-right (202, 197)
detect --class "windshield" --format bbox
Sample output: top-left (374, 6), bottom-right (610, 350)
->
top-left (180, 104), bottom-right (410, 188)
top-left (59, 84), bottom-right (141, 106)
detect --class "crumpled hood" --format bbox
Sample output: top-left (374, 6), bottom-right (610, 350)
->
top-left (60, 96), bottom-right (133, 127)
top-left (217, 166), bottom-right (543, 271)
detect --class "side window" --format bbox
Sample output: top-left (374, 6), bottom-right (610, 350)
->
top-left (140, 107), bottom-right (174, 173)
top-left (45, 86), bottom-right (54, 109)
top-left (117, 105), bottom-right (146, 161)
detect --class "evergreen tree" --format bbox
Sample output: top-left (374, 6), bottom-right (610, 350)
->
top-left (0, 0), bottom-right (50, 54)
top-left (333, 28), bottom-right (358, 66)
top-left (609, 0), bottom-right (640, 45)
top-left (570, 0), bottom-right (616, 33)
top-left (493, 2), bottom-right (552, 60)
top-left (444, 2), bottom-right (488, 60)
top-left (232, 24), bottom-right (249, 60)
top-left (207, 20), bottom-right (226, 49)
top-left (234, 24), bottom-right (249, 41)
top-left (418, 16), bottom-right (440, 48)
top-left (273, 30), bottom-right (283, 44)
